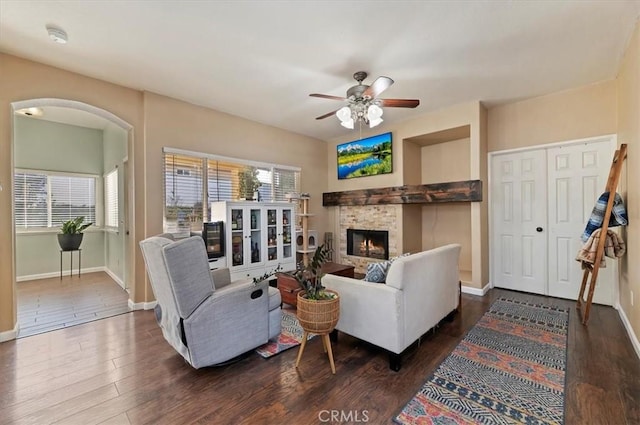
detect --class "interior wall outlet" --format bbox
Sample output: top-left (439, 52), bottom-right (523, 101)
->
top-left (631, 290), bottom-right (635, 307)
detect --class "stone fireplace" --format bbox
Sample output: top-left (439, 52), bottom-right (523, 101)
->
top-left (347, 229), bottom-right (389, 260)
top-left (338, 204), bottom-right (401, 273)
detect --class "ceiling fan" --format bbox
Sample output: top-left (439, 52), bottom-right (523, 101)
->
top-left (310, 71), bottom-right (420, 129)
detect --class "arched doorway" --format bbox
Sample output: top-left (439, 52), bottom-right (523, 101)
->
top-left (12, 98), bottom-right (134, 337)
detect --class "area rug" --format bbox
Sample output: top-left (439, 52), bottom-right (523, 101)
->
top-left (255, 309), bottom-right (315, 358)
top-left (394, 297), bottom-right (569, 425)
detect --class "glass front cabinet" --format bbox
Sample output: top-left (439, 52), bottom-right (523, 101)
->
top-left (211, 201), bottom-right (296, 281)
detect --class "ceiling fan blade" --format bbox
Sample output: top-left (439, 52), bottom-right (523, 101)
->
top-left (378, 98), bottom-right (420, 108)
top-left (316, 109), bottom-right (340, 120)
top-left (310, 93), bottom-right (346, 101)
top-left (362, 76), bottom-right (394, 98)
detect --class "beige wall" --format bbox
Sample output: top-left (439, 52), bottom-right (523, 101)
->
top-left (421, 138), bottom-right (472, 279)
top-left (0, 53), bottom-right (144, 334)
top-left (0, 54), bottom-right (327, 336)
top-left (616, 22), bottom-right (640, 345)
top-left (143, 91), bottom-right (328, 247)
top-left (488, 80), bottom-right (617, 152)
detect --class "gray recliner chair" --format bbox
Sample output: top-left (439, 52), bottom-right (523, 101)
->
top-left (140, 235), bottom-right (282, 368)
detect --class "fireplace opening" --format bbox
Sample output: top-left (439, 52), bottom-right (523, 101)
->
top-left (347, 229), bottom-right (389, 260)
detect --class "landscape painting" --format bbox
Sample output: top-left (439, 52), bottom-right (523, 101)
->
top-left (337, 132), bottom-right (392, 179)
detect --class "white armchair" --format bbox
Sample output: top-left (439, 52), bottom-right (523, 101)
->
top-left (140, 235), bottom-right (282, 368)
top-left (322, 244), bottom-right (461, 371)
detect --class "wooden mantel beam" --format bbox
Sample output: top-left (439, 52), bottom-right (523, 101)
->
top-left (322, 180), bottom-right (482, 206)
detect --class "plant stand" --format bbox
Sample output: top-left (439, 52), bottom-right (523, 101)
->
top-left (60, 248), bottom-right (81, 279)
top-left (294, 290), bottom-right (340, 374)
top-left (295, 331), bottom-right (336, 374)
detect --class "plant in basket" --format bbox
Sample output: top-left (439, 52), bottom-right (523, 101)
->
top-left (292, 244), bottom-right (334, 300)
top-left (292, 244), bottom-right (340, 335)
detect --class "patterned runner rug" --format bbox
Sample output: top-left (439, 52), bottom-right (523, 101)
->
top-left (394, 297), bottom-right (569, 425)
top-left (255, 309), bottom-right (315, 358)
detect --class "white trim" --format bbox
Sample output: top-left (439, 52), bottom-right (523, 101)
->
top-left (488, 134), bottom-right (617, 156)
top-left (104, 267), bottom-right (125, 290)
top-left (16, 227), bottom-right (105, 235)
top-left (0, 322), bottom-right (19, 342)
top-left (16, 266), bottom-right (105, 282)
top-left (15, 167), bottom-right (100, 180)
top-left (461, 283), bottom-right (491, 296)
top-left (128, 299), bottom-right (157, 311)
top-left (163, 146), bottom-right (301, 172)
top-left (12, 98), bottom-right (132, 130)
top-left (617, 303), bottom-right (640, 360)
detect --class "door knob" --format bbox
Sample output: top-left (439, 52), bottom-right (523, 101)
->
top-left (536, 227), bottom-right (543, 232)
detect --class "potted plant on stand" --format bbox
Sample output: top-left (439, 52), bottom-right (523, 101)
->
top-left (293, 244), bottom-right (340, 374)
top-left (57, 216), bottom-right (93, 251)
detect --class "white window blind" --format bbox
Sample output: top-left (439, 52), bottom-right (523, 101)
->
top-left (105, 168), bottom-right (119, 228)
top-left (164, 154), bottom-right (204, 234)
top-left (14, 172), bottom-right (48, 227)
top-left (273, 168), bottom-right (299, 202)
top-left (50, 175), bottom-right (96, 226)
top-left (14, 170), bottom-right (96, 229)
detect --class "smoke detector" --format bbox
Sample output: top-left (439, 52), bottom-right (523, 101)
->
top-left (46, 26), bottom-right (68, 44)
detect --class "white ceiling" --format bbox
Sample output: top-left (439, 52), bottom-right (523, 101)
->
top-left (1, 1), bottom-right (639, 141)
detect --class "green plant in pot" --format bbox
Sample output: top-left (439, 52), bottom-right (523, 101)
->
top-left (58, 216), bottom-right (93, 251)
top-left (238, 167), bottom-right (261, 201)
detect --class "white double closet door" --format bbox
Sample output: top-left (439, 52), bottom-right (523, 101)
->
top-left (491, 137), bottom-right (617, 305)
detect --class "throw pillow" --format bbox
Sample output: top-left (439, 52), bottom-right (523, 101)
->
top-left (363, 253), bottom-right (412, 284)
top-left (364, 260), bottom-right (392, 283)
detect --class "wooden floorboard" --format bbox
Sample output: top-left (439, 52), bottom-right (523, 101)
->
top-left (17, 272), bottom-right (131, 338)
top-left (0, 289), bottom-right (638, 424)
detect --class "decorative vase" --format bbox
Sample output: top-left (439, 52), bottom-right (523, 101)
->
top-left (57, 233), bottom-right (84, 251)
top-left (296, 290), bottom-right (340, 334)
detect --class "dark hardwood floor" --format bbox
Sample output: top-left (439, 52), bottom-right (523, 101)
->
top-left (17, 272), bottom-right (131, 337)
top-left (0, 289), bottom-right (638, 424)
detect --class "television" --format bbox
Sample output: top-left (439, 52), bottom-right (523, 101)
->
top-left (337, 132), bottom-right (392, 179)
top-left (203, 221), bottom-right (225, 259)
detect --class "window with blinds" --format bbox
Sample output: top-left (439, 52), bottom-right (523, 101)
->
top-left (14, 170), bottom-right (97, 229)
top-left (164, 155), bottom-right (205, 235)
top-left (105, 168), bottom-right (119, 228)
top-left (164, 151), bottom-right (301, 230)
top-left (14, 172), bottom-right (48, 227)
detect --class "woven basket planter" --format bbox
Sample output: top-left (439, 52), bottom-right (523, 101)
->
top-left (296, 290), bottom-right (340, 334)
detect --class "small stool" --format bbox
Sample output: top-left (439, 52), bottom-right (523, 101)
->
top-left (60, 249), bottom-right (81, 279)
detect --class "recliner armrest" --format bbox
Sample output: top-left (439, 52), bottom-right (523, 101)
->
top-left (211, 277), bottom-right (265, 300)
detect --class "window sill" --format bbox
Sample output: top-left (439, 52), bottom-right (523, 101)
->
top-left (16, 227), bottom-right (108, 236)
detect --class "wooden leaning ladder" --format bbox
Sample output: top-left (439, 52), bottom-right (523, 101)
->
top-left (577, 143), bottom-right (627, 325)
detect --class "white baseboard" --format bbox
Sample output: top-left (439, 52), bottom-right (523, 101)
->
top-left (616, 302), bottom-right (640, 360)
top-left (461, 283), bottom-right (491, 297)
top-left (17, 267), bottom-right (106, 282)
top-left (128, 299), bottom-right (157, 311)
top-left (104, 268), bottom-right (125, 289)
top-left (0, 322), bottom-right (19, 342)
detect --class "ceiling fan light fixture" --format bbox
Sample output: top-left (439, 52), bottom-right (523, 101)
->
top-left (367, 104), bottom-right (383, 128)
top-left (336, 106), bottom-right (354, 129)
